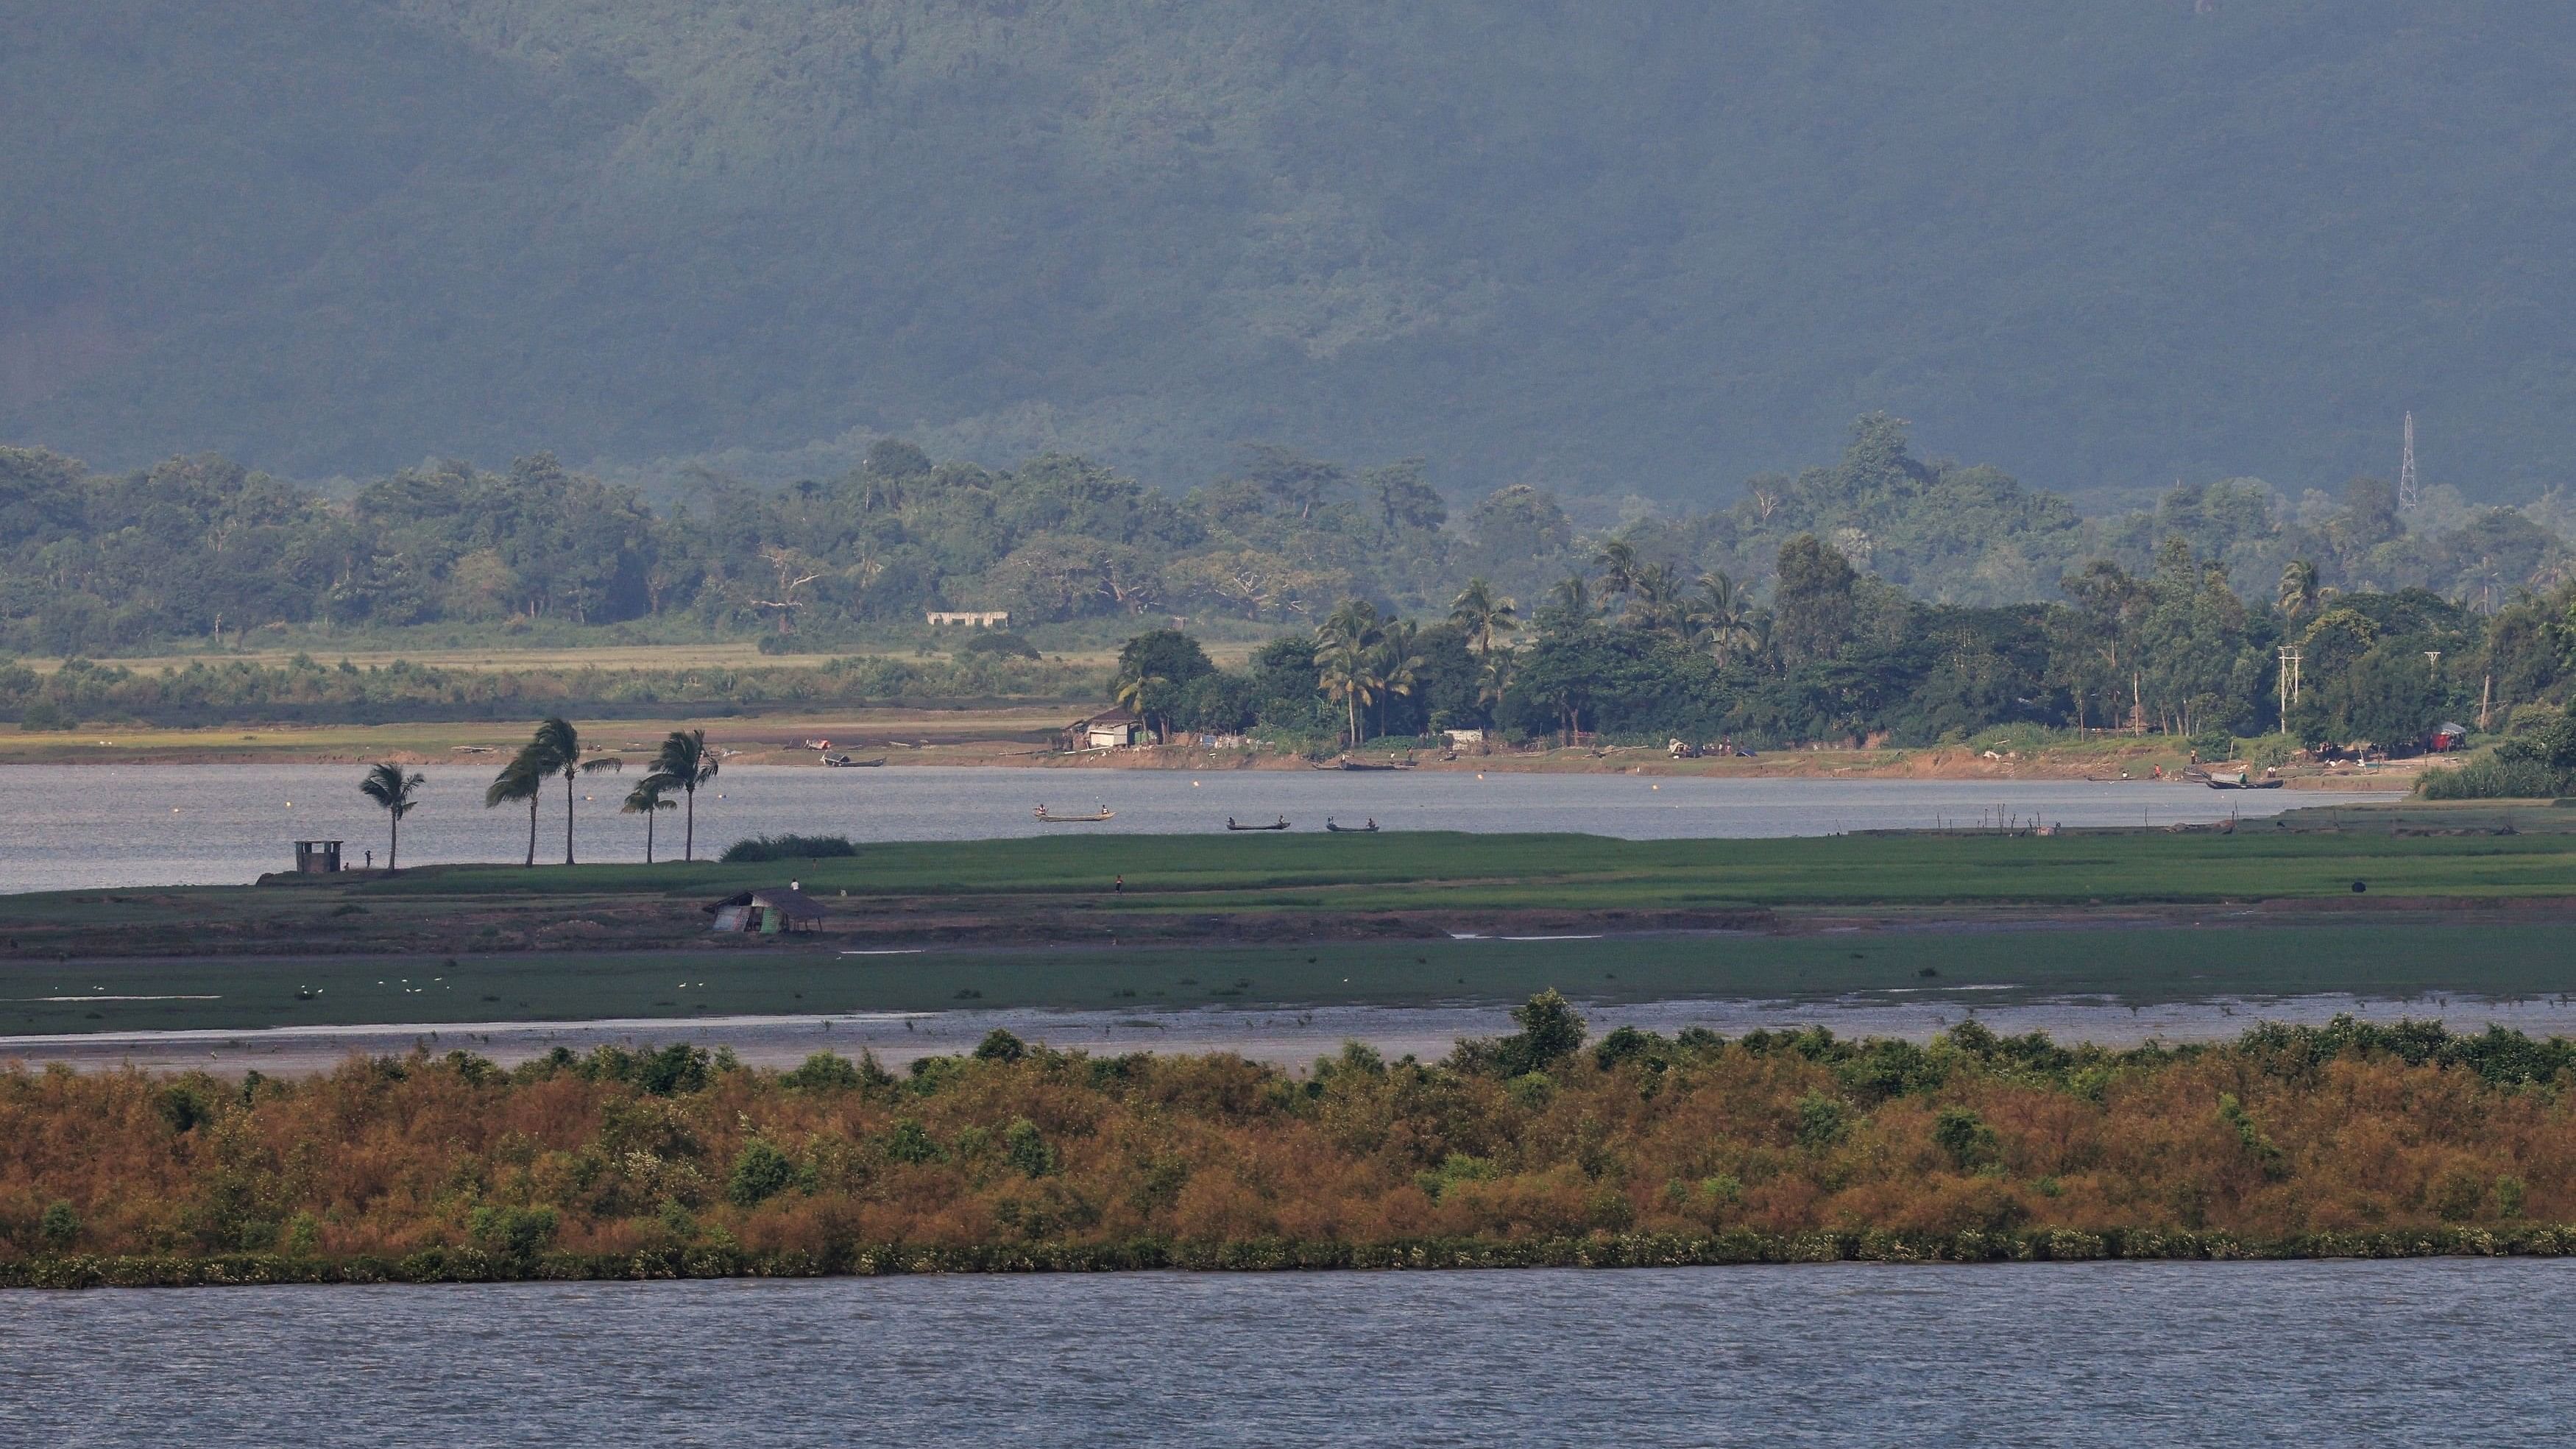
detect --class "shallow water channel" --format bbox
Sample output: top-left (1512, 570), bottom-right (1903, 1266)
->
top-left (0, 762), bottom-right (2382, 892)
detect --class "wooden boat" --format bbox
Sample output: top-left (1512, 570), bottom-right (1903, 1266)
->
top-left (1325, 817), bottom-right (1379, 833)
top-left (1316, 757), bottom-right (1413, 771)
top-left (821, 754), bottom-right (886, 768)
top-left (1033, 805), bottom-right (1114, 822)
top-left (2205, 773), bottom-right (2283, 790)
top-left (1225, 816), bottom-right (1291, 831)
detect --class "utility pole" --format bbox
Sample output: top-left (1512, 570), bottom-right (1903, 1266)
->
top-left (2398, 411), bottom-right (2420, 511)
top-left (2278, 645), bottom-right (2302, 736)
top-left (2480, 673), bottom-right (2493, 732)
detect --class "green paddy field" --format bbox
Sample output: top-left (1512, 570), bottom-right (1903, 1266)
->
top-left (4, 812), bottom-right (2572, 1035)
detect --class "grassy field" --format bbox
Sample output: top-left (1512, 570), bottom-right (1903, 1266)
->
top-left (5, 823), bottom-right (2575, 1032)
top-left (4, 921), bottom-right (2570, 1036)
top-left (337, 825), bottom-right (2576, 910)
top-left (11, 828), bottom-right (2576, 963)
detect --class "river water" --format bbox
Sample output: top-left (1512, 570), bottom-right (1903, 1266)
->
top-left (6, 1261), bottom-right (2566, 1445)
top-left (0, 763), bottom-right (2381, 893)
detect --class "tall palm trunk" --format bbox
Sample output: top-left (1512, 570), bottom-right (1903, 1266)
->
top-left (387, 815), bottom-right (400, 874)
top-left (645, 812), bottom-right (656, 865)
top-left (565, 776), bottom-right (577, 865)
top-left (684, 785), bottom-right (696, 862)
top-left (525, 796), bottom-right (539, 867)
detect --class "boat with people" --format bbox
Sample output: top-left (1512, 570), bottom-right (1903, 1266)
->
top-left (1225, 815), bottom-right (1292, 831)
top-left (1325, 816), bottom-right (1379, 833)
top-left (1033, 804), bottom-right (1115, 822)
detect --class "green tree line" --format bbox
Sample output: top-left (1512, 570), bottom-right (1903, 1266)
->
top-left (6, 417), bottom-right (2571, 665)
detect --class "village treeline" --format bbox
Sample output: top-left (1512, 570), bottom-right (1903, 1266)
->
top-left (7, 419), bottom-right (2576, 772)
top-left (4, 1006), bottom-right (2574, 1285)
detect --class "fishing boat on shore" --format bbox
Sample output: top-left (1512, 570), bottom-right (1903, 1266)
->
top-left (1225, 816), bottom-right (1291, 831)
top-left (821, 754), bottom-right (885, 768)
top-left (1034, 804), bottom-right (1114, 822)
top-left (1325, 816), bottom-right (1379, 833)
top-left (1315, 757), bottom-right (1415, 771)
top-left (2204, 771), bottom-right (2283, 790)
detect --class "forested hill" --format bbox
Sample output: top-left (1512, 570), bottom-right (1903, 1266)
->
top-left (7, 3), bottom-right (2576, 504)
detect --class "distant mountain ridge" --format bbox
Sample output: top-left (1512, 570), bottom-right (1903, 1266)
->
top-left (5, 1), bottom-right (2572, 506)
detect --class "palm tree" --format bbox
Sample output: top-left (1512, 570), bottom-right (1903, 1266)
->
top-left (1114, 672), bottom-right (1173, 743)
top-left (1448, 578), bottom-right (1518, 659)
top-left (1694, 570), bottom-right (1758, 665)
top-left (1314, 635), bottom-right (1379, 748)
top-left (620, 776), bottom-right (677, 863)
top-left (484, 745), bottom-right (549, 867)
top-left (1593, 538), bottom-right (1641, 598)
top-left (1476, 651), bottom-right (1514, 716)
top-left (650, 729), bottom-right (721, 862)
top-left (2277, 559), bottom-right (2326, 624)
top-left (1314, 599), bottom-right (1387, 748)
top-left (532, 717), bottom-right (622, 865)
top-left (357, 762), bottom-right (427, 872)
top-left (1372, 619), bottom-right (1427, 739)
top-left (1549, 572), bottom-right (1593, 620)
top-left (1319, 597), bottom-right (1384, 653)
top-left (1623, 560), bottom-right (1691, 639)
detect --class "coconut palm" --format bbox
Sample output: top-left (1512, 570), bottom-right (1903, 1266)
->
top-left (357, 762), bottom-right (427, 872)
top-left (650, 729), bottom-right (721, 862)
top-left (1476, 652), bottom-right (1514, 715)
top-left (1694, 570), bottom-right (1759, 665)
top-left (1593, 538), bottom-right (1641, 598)
top-left (1622, 560), bottom-right (1692, 639)
top-left (2277, 559), bottom-right (2326, 624)
top-left (1448, 578), bottom-right (1518, 660)
top-left (531, 716), bottom-right (623, 865)
top-left (1548, 571), bottom-right (1594, 622)
top-left (1114, 672), bottom-right (1173, 743)
top-left (1314, 599), bottom-right (1387, 748)
top-left (620, 776), bottom-right (678, 864)
top-left (1318, 597), bottom-right (1384, 653)
top-left (1314, 635), bottom-right (1380, 748)
top-left (1372, 619), bottom-right (1428, 739)
top-left (484, 745), bottom-right (549, 867)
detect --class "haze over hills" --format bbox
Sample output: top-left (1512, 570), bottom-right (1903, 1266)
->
top-left (6, 1), bottom-right (2574, 508)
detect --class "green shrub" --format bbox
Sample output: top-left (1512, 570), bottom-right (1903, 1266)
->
top-left (468, 1205), bottom-right (560, 1259)
top-left (973, 1029), bottom-right (1028, 1064)
top-left (2418, 755), bottom-right (2562, 800)
top-left (782, 1051), bottom-right (875, 1091)
top-left (1002, 1119), bottom-right (1057, 1177)
top-left (1794, 1091), bottom-right (1851, 1149)
top-left (38, 1200), bottom-right (78, 1247)
top-left (719, 833), bottom-right (857, 862)
top-left (883, 1119), bottom-right (943, 1164)
top-left (727, 1139), bottom-right (799, 1207)
top-left (960, 631), bottom-right (1041, 659)
top-left (19, 699), bottom-right (66, 731)
top-left (1931, 1107), bottom-right (2000, 1169)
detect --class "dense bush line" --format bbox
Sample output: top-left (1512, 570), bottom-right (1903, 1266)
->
top-left (4, 1004), bottom-right (2570, 1285)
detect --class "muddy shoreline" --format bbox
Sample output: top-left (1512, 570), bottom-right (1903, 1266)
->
top-left (13, 990), bottom-right (2569, 1077)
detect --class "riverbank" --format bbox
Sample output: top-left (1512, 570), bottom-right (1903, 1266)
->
top-left (16, 987), bottom-right (2576, 1077)
top-left (0, 711), bottom-right (2426, 786)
